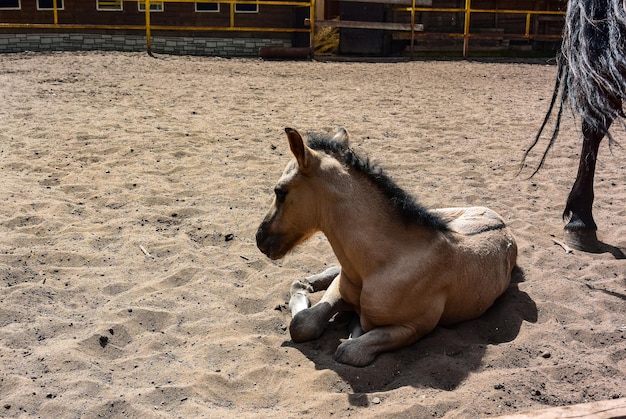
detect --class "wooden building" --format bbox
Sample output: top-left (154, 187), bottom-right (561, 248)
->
top-left (0, 0), bottom-right (310, 55)
top-left (0, 0), bottom-right (306, 30)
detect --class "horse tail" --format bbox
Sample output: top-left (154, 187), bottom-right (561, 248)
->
top-left (519, 54), bottom-right (568, 177)
top-left (523, 0), bottom-right (626, 176)
top-left (563, 0), bottom-right (626, 128)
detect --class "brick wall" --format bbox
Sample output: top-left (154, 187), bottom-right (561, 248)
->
top-left (0, 33), bottom-right (292, 56)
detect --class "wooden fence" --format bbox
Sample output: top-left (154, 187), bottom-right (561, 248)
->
top-left (316, 0), bottom-right (565, 57)
top-left (0, 0), bottom-right (565, 57)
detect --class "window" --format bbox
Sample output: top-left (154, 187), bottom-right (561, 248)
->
top-left (0, 0), bottom-right (20, 9)
top-left (37, 0), bottom-right (63, 9)
top-left (196, 2), bottom-right (219, 12)
top-left (138, 1), bottom-right (163, 11)
top-left (235, 2), bottom-right (258, 13)
top-left (97, 0), bottom-right (122, 11)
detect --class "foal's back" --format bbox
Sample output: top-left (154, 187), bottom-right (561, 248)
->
top-left (429, 206), bottom-right (517, 324)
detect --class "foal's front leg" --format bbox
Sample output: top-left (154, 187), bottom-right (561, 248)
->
top-left (289, 267), bottom-right (347, 343)
top-left (289, 266), bottom-right (340, 317)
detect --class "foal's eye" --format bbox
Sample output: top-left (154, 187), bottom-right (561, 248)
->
top-left (274, 187), bottom-right (287, 203)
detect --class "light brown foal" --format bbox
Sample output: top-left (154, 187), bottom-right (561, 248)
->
top-left (256, 128), bottom-right (517, 367)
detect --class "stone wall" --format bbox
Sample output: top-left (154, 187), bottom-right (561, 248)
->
top-left (0, 33), bottom-right (292, 56)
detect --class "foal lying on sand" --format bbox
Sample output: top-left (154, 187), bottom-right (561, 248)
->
top-left (256, 128), bottom-right (518, 367)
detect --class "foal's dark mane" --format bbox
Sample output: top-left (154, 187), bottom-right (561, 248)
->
top-left (306, 133), bottom-right (448, 232)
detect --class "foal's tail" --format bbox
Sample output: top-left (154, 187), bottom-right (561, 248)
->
top-left (520, 0), bottom-right (626, 177)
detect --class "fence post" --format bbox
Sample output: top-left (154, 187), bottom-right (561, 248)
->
top-left (410, 0), bottom-right (416, 57)
top-left (145, 0), bottom-right (153, 56)
top-left (53, 0), bottom-right (58, 25)
top-left (230, 2), bottom-right (235, 28)
top-left (462, 0), bottom-right (471, 57)
top-left (310, 0), bottom-right (315, 54)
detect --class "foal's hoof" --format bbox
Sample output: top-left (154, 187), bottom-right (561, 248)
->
top-left (563, 229), bottom-right (601, 252)
top-left (334, 340), bottom-right (376, 367)
top-left (289, 310), bottom-right (326, 343)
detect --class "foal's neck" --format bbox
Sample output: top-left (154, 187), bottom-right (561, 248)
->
top-left (319, 176), bottom-right (437, 279)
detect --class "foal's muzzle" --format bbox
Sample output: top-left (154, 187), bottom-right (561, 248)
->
top-left (256, 222), bottom-right (291, 260)
top-left (255, 223), bottom-right (274, 258)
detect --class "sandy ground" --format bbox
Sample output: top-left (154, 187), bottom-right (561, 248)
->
top-left (0, 51), bottom-right (624, 418)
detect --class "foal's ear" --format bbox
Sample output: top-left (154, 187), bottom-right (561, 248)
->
top-left (285, 127), bottom-right (312, 170)
top-left (332, 127), bottom-right (350, 149)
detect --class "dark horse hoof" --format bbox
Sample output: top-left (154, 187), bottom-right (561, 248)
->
top-left (563, 229), bottom-right (601, 252)
top-left (563, 229), bottom-right (626, 258)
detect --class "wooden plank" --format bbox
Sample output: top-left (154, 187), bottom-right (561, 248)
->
top-left (315, 19), bottom-right (424, 31)
top-left (496, 398), bottom-right (626, 419)
top-left (535, 15), bottom-right (565, 22)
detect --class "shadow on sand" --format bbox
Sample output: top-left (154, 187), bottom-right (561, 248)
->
top-left (282, 266), bottom-right (537, 402)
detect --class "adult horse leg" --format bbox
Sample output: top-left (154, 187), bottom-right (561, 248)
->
top-left (563, 119), bottom-right (610, 250)
top-left (289, 267), bottom-right (348, 342)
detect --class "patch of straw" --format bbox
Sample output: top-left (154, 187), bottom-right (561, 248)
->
top-left (314, 23), bottom-right (339, 55)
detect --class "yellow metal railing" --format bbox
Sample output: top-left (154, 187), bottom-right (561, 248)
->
top-left (396, 0), bottom-right (565, 56)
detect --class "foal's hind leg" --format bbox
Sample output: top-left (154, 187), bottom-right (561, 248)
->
top-left (334, 297), bottom-right (446, 367)
top-left (289, 267), bottom-right (348, 343)
top-left (335, 324), bottom-right (422, 367)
